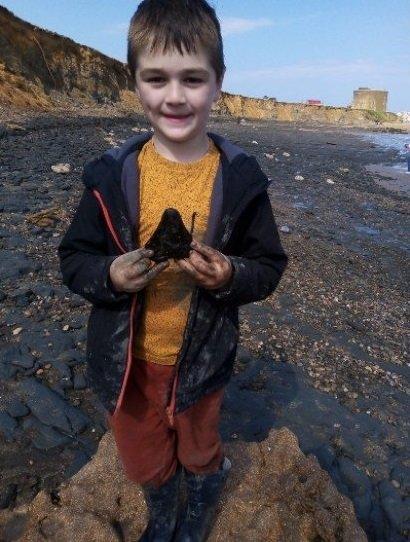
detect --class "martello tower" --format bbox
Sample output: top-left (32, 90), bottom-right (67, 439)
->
top-left (352, 88), bottom-right (388, 112)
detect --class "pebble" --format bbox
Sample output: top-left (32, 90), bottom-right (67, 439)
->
top-left (282, 152), bottom-right (290, 157)
top-left (51, 163), bottom-right (71, 174)
top-left (295, 175), bottom-right (304, 181)
top-left (279, 225), bottom-right (291, 234)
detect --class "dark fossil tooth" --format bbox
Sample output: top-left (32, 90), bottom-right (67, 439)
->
top-left (145, 208), bottom-right (197, 263)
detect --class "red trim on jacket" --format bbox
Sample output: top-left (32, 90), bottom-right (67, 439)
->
top-left (91, 188), bottom-right (136, 417)
top-left (92, 189), bottom-right (127, 254)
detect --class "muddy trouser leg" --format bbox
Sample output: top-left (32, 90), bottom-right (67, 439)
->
top-left (107, 357), bottom-right (182, 540)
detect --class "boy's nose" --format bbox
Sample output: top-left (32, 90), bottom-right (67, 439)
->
top-left (165, 81), bottom-right (186, 104)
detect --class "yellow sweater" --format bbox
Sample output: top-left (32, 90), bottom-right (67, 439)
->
top-left (133, 137), bottom-right (220, 365)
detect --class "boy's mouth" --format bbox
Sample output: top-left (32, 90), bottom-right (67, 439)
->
top-left (162, 113), bottom-right (192, 122)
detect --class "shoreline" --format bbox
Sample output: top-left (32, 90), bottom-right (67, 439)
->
top-left (365, 163), bottom-right (410, 196)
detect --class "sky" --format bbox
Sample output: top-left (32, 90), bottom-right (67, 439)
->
top-left (2, 0), bottom-right (409, 112)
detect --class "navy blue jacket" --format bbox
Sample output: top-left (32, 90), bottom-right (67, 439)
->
top-left (58, 131), bottom-right (288, 418)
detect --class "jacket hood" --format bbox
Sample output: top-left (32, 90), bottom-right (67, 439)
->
top-left (82, 131), bottom-right (269, 190)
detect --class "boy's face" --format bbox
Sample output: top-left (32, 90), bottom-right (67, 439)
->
top-left (134, 43), bottom-right (223, 145)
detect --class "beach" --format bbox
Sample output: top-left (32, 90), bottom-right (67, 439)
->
top-left (0, 112), bottom-right (409, 541)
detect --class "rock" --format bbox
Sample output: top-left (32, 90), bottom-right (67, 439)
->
top-left (30, 282), bottom-right (55, 299)
top-left (7, 428), bottom-right (367, 541)
top-left (0, 484), bottom-right (18, 510)
top-left (1, 512), bottom-right (28, 542)
top-left (282, 152), bottom-right (290, 157)
top-left (295, 175), bottom-right (305, 181)
top-left (7, 286), bottom-right (35, 307)
top-left (0, 411), bottom-right (18, 442)
top-left (378, 479), bottom-right (409, 535)
top-left (21, 416), bottom-right (72, 450)
top-left (6, 399), bottom-right (30, 418)
top-left (391, 464), bottom-right (410, 493)
top-left (19, 378), bottom-right (90, 435)
top-left (51, 163), bottom-right (71, 174)
top-left (56, 349), bottom-right (84, 366)
top-left (279, 225), bottom-right (291, 234)
top-left (264, 153), bottom-right (275, 159)
top-left (326, 178), bottom-right (335, 184)
top-left (53, 361), bottom-right (72, 381)
top-left (0, 250), bottom-right (42, 281)
top-left (251, 140), bottom-right (258, 145)
top-left (11, 354), bottom-right (35, 370)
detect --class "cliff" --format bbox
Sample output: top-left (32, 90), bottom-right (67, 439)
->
top-left (0, 6), bottom-right (401, 126)
top-left (0, 6), bottom-right (131, 108)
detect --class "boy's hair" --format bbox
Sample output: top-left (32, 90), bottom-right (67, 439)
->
top-left (127, 0), bottom-right (226, 85)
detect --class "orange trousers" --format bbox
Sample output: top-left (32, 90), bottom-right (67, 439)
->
top-left (106, 356), bottom-right (225, 488)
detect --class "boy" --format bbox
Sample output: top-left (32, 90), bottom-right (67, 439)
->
top-left (58, 1), bottom-right (288, 540)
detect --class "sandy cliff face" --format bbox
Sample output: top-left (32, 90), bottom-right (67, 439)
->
top-left (212, 92), bottom-right (398, 125)
top-left (0, 6), bottom-right (131, 108)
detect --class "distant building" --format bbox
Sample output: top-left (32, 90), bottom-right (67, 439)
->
top-left (306, 99), bottom-right (322, 106)
top-left (397, 112), bottom-right (410, 122)
top-left (352, 88), bottom-right (388, 112)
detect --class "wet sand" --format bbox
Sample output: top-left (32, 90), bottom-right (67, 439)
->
top-left (365, 163), bottom-right (410, 196)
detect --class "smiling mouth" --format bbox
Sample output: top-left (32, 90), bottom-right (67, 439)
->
top-left (162, 114), bottom-right (192, 119)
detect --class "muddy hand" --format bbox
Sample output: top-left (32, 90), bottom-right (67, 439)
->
top-left (109, 248), bottom-right (169, 293)
top-left (175, 239), bottom-right (232, 289)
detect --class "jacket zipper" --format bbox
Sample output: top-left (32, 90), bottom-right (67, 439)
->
top-left (92, 177), bottom-right (270, 422)
top-left (164, 181), bottom-right (270, 423)
top-left (165, 287), bottom-right (200, 426)
top-left (91, 188), bottom-right (138, 418)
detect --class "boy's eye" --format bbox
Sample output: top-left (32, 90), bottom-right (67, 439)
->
top-left (146, 77), bottom-right (202, 84)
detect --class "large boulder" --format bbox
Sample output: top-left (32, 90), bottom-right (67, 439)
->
top-left (0, 427), bottom-right (367, 541)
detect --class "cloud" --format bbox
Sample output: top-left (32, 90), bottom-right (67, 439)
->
top-left (229, 59), bottom-right (410, 80)
top-left (106, 17), bottom-right (276, 38)
top-left (220, 17), bottom-right (274, 37)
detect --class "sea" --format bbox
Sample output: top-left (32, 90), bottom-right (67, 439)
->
top-left (358, 131), bottom-right (410, 173)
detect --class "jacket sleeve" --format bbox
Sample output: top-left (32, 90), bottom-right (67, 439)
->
top-left (207, 190), bottom-right (288, 306)
top-left (57, 187), bottom-right (131, 307)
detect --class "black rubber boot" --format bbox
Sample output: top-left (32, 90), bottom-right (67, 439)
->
top-left (174, 457), bottom-right (232, 542)
top-left (139, 465), bottom-right (183, 542)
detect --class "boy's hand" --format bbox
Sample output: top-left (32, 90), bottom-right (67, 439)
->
top-left (109, 248), bottom-right (169, 293)
top-left (175, 240), bottom-right (233, 290)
